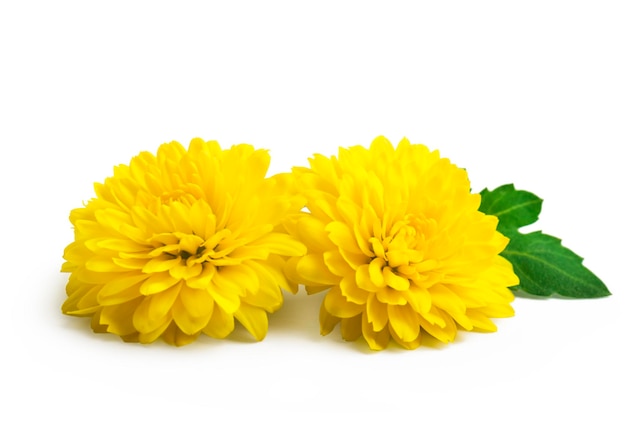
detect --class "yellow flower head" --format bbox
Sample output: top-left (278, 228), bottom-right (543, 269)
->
top-left (62, 138), bottom-right (306, 346)
top-left (285, 136), bottom-right (519, 350)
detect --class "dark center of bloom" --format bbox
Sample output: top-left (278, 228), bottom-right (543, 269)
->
top-left (179, 247), bottom-right (205, 261)
top-left (146, 228), bottom-right (242, 281)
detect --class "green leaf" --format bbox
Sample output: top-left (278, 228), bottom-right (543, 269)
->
top-left (479, 184), bottom-right (543, 231)
top-left (500, 230), bottom-right (610, 298)
top-left (479, 184), bottom-right (610, 298)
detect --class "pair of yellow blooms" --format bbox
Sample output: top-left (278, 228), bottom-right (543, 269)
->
top-left (61, 136), bottom-right (518, 349)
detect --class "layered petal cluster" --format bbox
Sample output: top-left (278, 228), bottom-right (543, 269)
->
top-left (285, 136), bottom-right (519, 350)
top-left (62, 138), bottom-right (305, 346)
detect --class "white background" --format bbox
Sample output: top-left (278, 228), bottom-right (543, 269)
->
top-left (1, 1), bottom-right (624, 442)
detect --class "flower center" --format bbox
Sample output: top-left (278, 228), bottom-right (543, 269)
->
top-left (147, 227), bottom-right (242, 279)
top-left (367, 216), bottom-right (437, 290)
top-left (179, 245), bottom-right (205, 261)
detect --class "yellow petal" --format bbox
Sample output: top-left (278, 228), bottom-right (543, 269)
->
top-left (336, 195), bottom-right (360, 226)
top-left (73, 268), bottom-right (119, 284)
top-left (99, 298), bottom-right (142, 336)
top-left (339, 273), bottom-right (370, 305)
top-left (98, 273), bottom-right (147, 304)
top-left (234, 303), bottom-right (268, 341)
top-left (243, 266), bottom-right (283, 313)
top-left (362, 173), bottom-right (384, 217)
top-left (189, 200), bottom-right (214, 239)
top-left (296, 254), bottom-right (340, 286)
top-left (475, 302), bottom-right (515, 318)
top-left (138, 319), bottom-right (172, 344)
top-left (95, 238), bottom-right (150, 253)
top-left (369, 237), bottom-right (386, 259)
top-left (161, 323), bottom-right (200, 346)
top-left (218, 263), bottom-right (260, 295)
top-left (241, 279), bottom-right (283, 312)
top-left (132, 296), bottom-right (173, 333)
top-left (338, 247), bottom-right (368, 270)
top-left (368, 257), bottom-right (386, 288)
top-left (405, 284), bottom-right (432, 314)
top-left (465, 309), bottom-right (498, 331)
top-left (323, 250), bottom-right (353, 277)
top-left (420, 305), bottom-right (446, 328)
top-left (326, 221), bottom-right (362, 255)
top-left (389, 326), bottom-right (421, 350)
top-left (340, 314), bottom-right (363, 341)
top-left (375, 286), bottom-right (407, 305)
top-left (369, 135), bottom-right (395, 155)
top-left (386, 250), bottom-right (409, 269)
top-left (249, 232), bottom-right (307, 256)
top-left (185, 263), bottom-right (217, 289)
top-left (203, 304), bottom-right (235, 339)
top-left (383, 266), bottom-right (410, 291)
top-left (361, 315), bottom-right (390, 350)
top-left (140, 272), bottom-right (180, 295)
top-left (169, 262), bottom-right (203, 281)
top-left (366, 293), bottom-right (388, 332)
top-left (63, 284), bottom-right (100, 315)
top-left (112, 257), bottom-right (148, 270)
top-left (297, 215), bottom-right (336, 252)
top-left (180, 285), bottom-right (215, 318)
top-left (85, 257), bottom-right (125, 273)
top-left (142, 256), bottom-right (182, 274)
top-left (418, 309), bottom-right (457, 343)
top-left (206, 278), bottom-right (240, 314)
top-left (388, 304), bottom-right (420, 343)
top-left (90, 309), bottom-right (108, 333)
top-left (172, 298), bottom-right (212, 335)
top-left (320, 305), bottom-right (341, 336)
top-left (168, 201), bottom-right (193, 233)
top-left (355, 264), bottom-right (380, 292)
top-left (429, 284), bottom-right (466, 317)
top-left (178, 233), bottom-right (204, 255)
top-left (149, 282), bottom-right (182, 320)
top-left (324, 287), bottom-right (362, 318)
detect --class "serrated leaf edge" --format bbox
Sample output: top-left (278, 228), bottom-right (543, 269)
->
top-left (502, 231), bottom-right (610, 297)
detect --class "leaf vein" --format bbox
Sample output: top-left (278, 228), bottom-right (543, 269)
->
top-left (503, 250), bottom-right (594, 287)
top-left (491, 198), bottom-right (542, 220)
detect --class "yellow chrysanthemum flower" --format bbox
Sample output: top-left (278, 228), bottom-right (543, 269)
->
top-left (285, 136), bottom-right (519, 350)
top-left (62, 138), bottom-right (305, 346)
